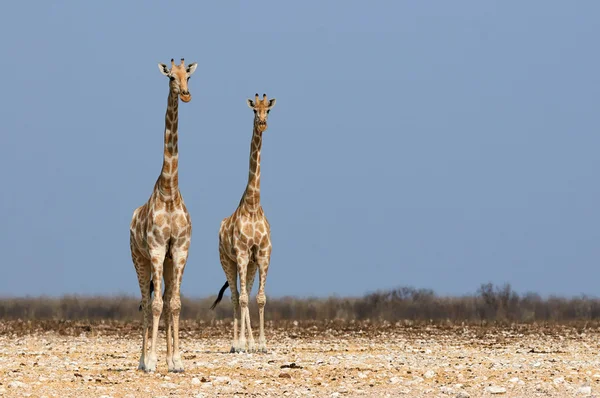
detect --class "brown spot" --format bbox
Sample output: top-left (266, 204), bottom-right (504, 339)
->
top-left (163, 161), bottom-right (171, 174)
top-left (154, 201), bottom-right (165, 211)
top-left (151, 256), bottom-right (161, 264)
top-left (155, 214), bottom-right (165, 226)
top-left (153, 229), bottom-right (164, 245)
top-left (259, 235), bottom-right (268, 247)
top-left (171, 158), bottom-right (178, 170)
top-left (175, 214), bottom-right (186, 228)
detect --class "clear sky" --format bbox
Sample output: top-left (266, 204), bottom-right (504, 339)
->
top-left (1, 2), bottom-right (599, 298)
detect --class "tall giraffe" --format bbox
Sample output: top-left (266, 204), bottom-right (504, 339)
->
top-left (129, 58), bottom-right (197, 373)
top-left (211, 93), bottom-right (277, 353)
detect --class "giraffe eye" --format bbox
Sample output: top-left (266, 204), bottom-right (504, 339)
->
top-left (169, 76), bottom-right (175, 81)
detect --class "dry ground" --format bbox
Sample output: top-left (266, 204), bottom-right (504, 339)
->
top-left (1, 320), bottom-right (600, 397)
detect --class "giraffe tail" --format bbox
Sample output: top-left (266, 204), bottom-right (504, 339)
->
top-left (138, 279), bottom-right (155, 311)
top-left (209, 281), bottom-right (230, 310)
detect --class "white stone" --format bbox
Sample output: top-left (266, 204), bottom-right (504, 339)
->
top-left (508, 377), bottom-right (520, 383)
top-left (8, 381), bottom-right (27, 388)
top-left (212, 376), bottom-right (231, 385)
top-left (424, 370), bottom-right (435, 379)
top-left (389, 376), bottom-right (401, 384)
top-left (553, 377), bottom-right (565, 384)
top-left (440, 385), bottom-right (454, 394)
top-left (191, 377), bottom-right (201, 385)
top-left (486, 386), bottom-right (506, 394)
top-left (159, 382), bottom-right (179, 389)
top-left (577, 386), bottom-right (592, 396)
top-left (456, 392), bottom-right (470, 398)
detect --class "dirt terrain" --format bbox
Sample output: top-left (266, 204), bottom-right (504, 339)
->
top-left (0, 320), bottom-right (599, 397)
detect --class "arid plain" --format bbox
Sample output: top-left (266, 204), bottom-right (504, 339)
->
top-left (1, 320), bottom-right (600, 397)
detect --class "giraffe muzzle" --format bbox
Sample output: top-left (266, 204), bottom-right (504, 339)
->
top-left (180, 91), bottom-right (191, 103)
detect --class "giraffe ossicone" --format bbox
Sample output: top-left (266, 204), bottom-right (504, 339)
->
top-left (129, 58), bottom-right (197, 373)
top-left (212, 93), bottom-right (277, 353)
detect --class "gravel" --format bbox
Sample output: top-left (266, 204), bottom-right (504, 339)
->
top-left (0, 322), bottom-right (599, 397)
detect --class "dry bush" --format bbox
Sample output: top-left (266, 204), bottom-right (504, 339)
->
top-left (1, 283), bottom-right (599, 325)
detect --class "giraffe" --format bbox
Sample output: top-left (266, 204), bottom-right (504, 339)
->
top-left (129, 58), bottom-right (197, 373)
top-left (211, 93), bottom-right (277, 353)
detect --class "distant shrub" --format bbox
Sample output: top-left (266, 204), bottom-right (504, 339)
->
top-left (1, 283), bottom-right (599, 324)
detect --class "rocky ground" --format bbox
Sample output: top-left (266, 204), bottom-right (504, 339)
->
top-left (0, 320), bottom-right (600, 397)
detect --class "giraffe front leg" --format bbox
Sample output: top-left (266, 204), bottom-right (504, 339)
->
top-left (256, 254), bottom-right (270, 353)
top-left (236, 253), bottom-right (250, 353)
top-left (245, 261), bottom-right (258, 352)
top-left (163, 258), bottom-right (174, 371)
top-left (169, 250), bottom-right (188, 372)
top-left (131, 242), bottom-right (152, 371)
top-left (147, 248), bottom-right (166, 373)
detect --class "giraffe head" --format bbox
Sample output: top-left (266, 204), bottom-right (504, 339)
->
top-left (158, 58), bottom-right (198, 103)
top-left (247, 93), bottom-right (276, 133)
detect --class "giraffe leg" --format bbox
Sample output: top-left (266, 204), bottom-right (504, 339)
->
top-left (131, 241), bottom-right (152, 371)
top-left (236, 253), bottom-right (250, 352)
top-left (169, 249), bottom-right (188, 372)
top-left (244, 261), bottom-right (258, 352)
top-left (147, 247), bottom-right (166, 373)
top-left (256, 253), bottom-right (270, 353)
top-left (163, 258), bottom-right (174, 371)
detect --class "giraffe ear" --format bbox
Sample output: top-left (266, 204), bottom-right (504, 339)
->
top-left (268, 98), bottom-right (276, 109)
top-left (187, 63), bottom-right (198, 76)
top-left (247, 99), bottom-right (255, 109)
top-left (158, 63), bottom-right (170, 76)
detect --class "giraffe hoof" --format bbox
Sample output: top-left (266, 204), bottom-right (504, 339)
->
top-left (229, 346), bottom-right (236, 353)
top-left (169, 358), bottom-right (184, 373)
top-left (169, 368), bottom-right (184, 373)
top-left (138, 357), bottom-right (147, 371)
top-left (145, 358), bottom-right (157, 373)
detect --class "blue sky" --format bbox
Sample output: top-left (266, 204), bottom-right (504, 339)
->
top-left (1, 2), bottom-right (599, 298)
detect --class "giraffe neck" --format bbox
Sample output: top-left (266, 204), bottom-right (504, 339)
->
top-left (240, 121), bottom-right (263, 212)
top-left (158, 89), bottom-right (180, 199)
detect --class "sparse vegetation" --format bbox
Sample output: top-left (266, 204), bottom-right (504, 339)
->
top-left (1, 283), bottom-right (599, 325)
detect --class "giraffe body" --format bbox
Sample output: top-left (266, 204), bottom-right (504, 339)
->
top-left (213, 94), bottom-right (277, 353)
top-left (129, 59), bottom-right (197, 372)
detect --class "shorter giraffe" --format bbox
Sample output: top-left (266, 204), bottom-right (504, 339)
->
top-left (211, 94), bottom-right (277, 353)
